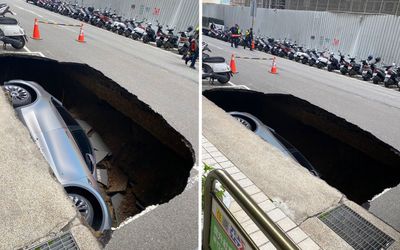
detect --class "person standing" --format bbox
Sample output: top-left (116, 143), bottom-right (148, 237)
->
top-left (230, 24), bottom-right (240, 48)
top-left (185, 37), bottom-right (198, 69)
top-left (243, 29), bottom-right (249, 49)
top-left (248, 28), bottom-right (254, 51)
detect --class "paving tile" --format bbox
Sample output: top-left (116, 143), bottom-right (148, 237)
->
top-left (266, 208), bottom-right (286, 222)
top-left (242, 220), bottom-right (259, 235)
top-left (202, 153), bottom-right (212, 160)
top-left (249, 230), bottom-right (269, 246)
top-left (228, 201), bottom-right (242, 213)
top-left (224, 166), bottom-right (240, 174)
top-left (298, 237), bottom-right (321, 250)
top-left (214, 157), bottom-right (229, 164)
top-left (232, 209), bottom-right (251, 224)
top-left (203, 158), bottom-right (217, 165)
top-left (276, 217), bottom-right (297, 232)
top-left (237, 178), bottom-right (254, 188)
top-left (251, 192), bottom-right (268, 203)
top-left (206, 147), bottom-right (219, 153)
top-left (209, 163), bottom-right (222, 169)
top-left (231, 172), bottom-right (247, 181)
top-left (244, 185), bottom-right (262, 196)
top-left (287, 227), bottom-right (308, 244)
top-left (219, 161), bottom-right (234, 168)
top-left (209, 151), bottom-right (224, 158)
top-left (259, 242), bottom-right (277, 250)
top-left (258, 200), bottom-right (276, 213)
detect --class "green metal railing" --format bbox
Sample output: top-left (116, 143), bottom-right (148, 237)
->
top-left (203, 169), bottom-right (299, 250)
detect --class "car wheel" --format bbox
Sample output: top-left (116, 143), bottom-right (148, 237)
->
top-left (231, 115), bottom-right (256, 131)
top-left (3, 85), bottom-right (32, 107)
top-left (69, 193), bottom-right (94, 226)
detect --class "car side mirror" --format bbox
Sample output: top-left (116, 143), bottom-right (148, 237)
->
top-left (85, 153), bottom-right (96, 173)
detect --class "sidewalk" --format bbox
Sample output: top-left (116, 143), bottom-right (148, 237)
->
top-left (202, 136), bottom-right (321, 250)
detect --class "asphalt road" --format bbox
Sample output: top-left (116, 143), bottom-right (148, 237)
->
top-left (1, 0), bottom-right (199, 157)
top-left (203, 36), bottom-right (400, 151)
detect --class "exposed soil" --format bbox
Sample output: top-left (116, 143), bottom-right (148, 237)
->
top-left (0, 54), bottom-right (195, 230)
top-left (204, 88), bottom-right (400, 205)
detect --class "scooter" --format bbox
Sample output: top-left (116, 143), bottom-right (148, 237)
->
top-left (384, 65), bottom-right (399, 88)
top-left (0, 4), bottom-right (27, 49)
top-left (316, 51), bottom-right (329, 69)
top-left (202, 43), bottom-right (232, 84)
top-left (142, 23), bottom-right (156, 43)
top-left (155, 23), bottom-right (167, 48)
top-left (131, 20), bottom-right (146, 40)
top-left (362, 57), bottom-right (381, 81)
top-left (0, 28), bottom-right (24, 49)
top-left (177, 26), bottom-right (193, 55)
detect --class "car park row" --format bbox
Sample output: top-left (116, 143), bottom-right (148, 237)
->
top-left (204, 28), bottom-right (400, 91)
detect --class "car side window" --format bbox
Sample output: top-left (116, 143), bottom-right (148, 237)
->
top-left (51, 99), bottom-right (94, 173)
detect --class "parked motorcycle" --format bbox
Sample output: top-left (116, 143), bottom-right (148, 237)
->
top-left (0, 4), bottom-right (27, 49)
top-left (384, 64), bottom-right (399, 88)
top-left (202, 43), bottom-right (232, 84)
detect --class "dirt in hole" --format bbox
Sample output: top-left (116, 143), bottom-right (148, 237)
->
top-left (0, 55), bottom-right (195, 229)
top-left (204, 88), bottom-right (400, 205)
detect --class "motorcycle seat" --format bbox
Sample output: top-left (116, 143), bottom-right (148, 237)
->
top-left (203, 57), bottom-right (226, 63)
top-left (0, 17), bottom-right (18, 25)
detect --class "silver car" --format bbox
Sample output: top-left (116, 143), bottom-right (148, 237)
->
top-left (229, 111), bottom-right (320, 177)
top-left (3, 80), bottom-right (111, 231)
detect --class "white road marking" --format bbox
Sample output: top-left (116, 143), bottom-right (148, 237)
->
top-left (23, 46), bottom-right (32, 53)
top-left (228, 81), bottom-right (250, 90)
top-left (15, 5), bottom-right (43, 18)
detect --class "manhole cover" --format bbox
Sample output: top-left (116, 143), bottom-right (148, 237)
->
top-left (319, 204), bottom-right (394, 250)
top-left (26, 232), bottom-right (79, 250)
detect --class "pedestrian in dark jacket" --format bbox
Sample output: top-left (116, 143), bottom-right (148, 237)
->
top-left (244, 28), bottom-right (254, 50)
top-left (230, 24), bottom-right (240, 48)
top-left (185, 38), bottom-right (198, 69)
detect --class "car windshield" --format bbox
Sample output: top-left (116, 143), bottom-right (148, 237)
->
top-left (51, 99), bottom-right (94, 173)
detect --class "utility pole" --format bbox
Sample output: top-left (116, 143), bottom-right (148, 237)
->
top-left (250, 0), bottom-right (257, 29)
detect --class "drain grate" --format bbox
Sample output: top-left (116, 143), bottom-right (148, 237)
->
top-left (26, 232), bottom-right (79, 250)
top-left (319, 204), bottom-right (394, 250)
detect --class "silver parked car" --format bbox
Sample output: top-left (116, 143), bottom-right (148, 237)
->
top-left (3, 80), bottom-right (111, 231)
top-left (229, 111), bottom-right (320, 177)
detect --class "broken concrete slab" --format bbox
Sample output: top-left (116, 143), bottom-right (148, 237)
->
top-left (97, 168), bottom-right (109, 187)
top-left (107, 165), bottom-right (129, 194)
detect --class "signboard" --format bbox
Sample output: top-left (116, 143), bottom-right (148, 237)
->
top-left (209, 198), bottom-right (253, 250)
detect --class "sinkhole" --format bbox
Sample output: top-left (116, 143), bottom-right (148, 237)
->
top-left (203, 88), bottom-right (400, 205)
top-left (0, 54), bottom-right (195, 233)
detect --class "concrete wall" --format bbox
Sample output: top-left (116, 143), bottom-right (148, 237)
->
top-left (70, 0), bottom-right (198, 32)
top-left (203, 3), bottom-right (400, 64)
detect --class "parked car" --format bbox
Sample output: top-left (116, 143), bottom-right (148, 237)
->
top-left (229, 111), bottom-right (320, 177)
top-left (2, 80), bottom-right (111, 231)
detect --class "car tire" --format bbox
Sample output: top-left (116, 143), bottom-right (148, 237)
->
top-left (69, 193), bottom-right (94, 226)
top-left (3, 85), bottom-right (32, 107)
top-left (231, 114), bottom-right (256, 131)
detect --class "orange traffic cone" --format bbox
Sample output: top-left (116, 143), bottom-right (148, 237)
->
top-left (77, 24), bottom-right (85, 43)
top-left (251, 40), bottom-right (255, 50)
top-left (31, 18), bottom-right (41, 40)
top-left (230, 54), bottom-right (237, 74)
top-left (270, 57), bottom-right (278, 74)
